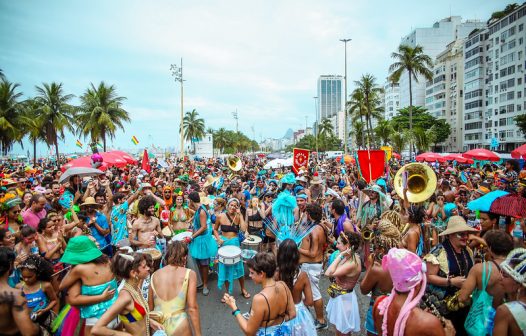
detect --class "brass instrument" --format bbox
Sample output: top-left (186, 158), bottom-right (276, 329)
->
top-left (227, 155), bottom-right (242, 172)
top-left (444, 291), bottom-right (465, 312)
top-left (362, 229), bottom-right (375, 241)
top-left (394, 163), bottom-right (437, 203)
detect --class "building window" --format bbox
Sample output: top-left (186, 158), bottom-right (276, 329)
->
top-left (520, 24), bottom-right (524, 32)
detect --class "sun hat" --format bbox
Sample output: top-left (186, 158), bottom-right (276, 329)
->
top-left (310, 175), bottom-right (322, 184)
top-left (80, 197), bottom-right (102, 208)
top-left (439, 215), bottom-right (478, 236)
top-left (60, 235), bottom-right (102, 265)
top-left (324, 188), bottom-right (340, 199)
top-left (203, 174), bottom-right (220, 188)
top-left (296, 176), bottom-right (307, 183)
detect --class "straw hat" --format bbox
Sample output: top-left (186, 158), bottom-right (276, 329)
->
top-left (439, 215), bottom-right (478, 236)
top-left (80, 197), bottom-right (102, 208)
top-left (200, 196), bottom-right (211, 206)
top-left (203, 174), bottom-right (220, 188)
top-left (310, 175), bottom-right (322, 185)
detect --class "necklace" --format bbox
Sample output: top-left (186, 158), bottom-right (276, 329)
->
top-left (123, 280), bottom-right (150, 336)
top-left (448, 240), bottom-right (469, 277)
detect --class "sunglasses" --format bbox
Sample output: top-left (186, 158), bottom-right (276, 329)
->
top-left (455, 232), bottom-right (470, 238)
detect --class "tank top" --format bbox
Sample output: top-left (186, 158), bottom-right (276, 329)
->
top-left (23, 282), bottom-right (49, 312)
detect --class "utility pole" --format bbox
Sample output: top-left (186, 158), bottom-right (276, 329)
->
top-left (305, 116), bottom-right (308, 131)
top-left (232, 109), bottom-right (239, 133)
top-left (340, 38), bottom-right (351, 154)
top-left (313, 96), bottom-right (319, 158)
top-left (170, 58), bottom-right (185, 158)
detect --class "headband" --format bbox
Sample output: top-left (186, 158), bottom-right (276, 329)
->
top-left (296, 194), bottom-right (308, 200)
top-left (227, 198), bottom-right (240, 207)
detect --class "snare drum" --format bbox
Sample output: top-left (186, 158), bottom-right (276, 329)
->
top-left (241, 235), bottom-right (262, 252)
top-left (172, 231), bottom-right (192, 242)
top-left (162, 226), bottom-right (173, 238)
top-left (217, 245), bottom-right (242, 265)
top-left (241, 249), bottom-right (257, 260)
top-left (138, 248), bottom-right (162, 270)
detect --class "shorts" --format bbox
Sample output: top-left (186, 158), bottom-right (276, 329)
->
top-left (194, 258), bottom-right (210, 266)
top-left (365, 305), bottom-right (377, 335)
top-left (85, 317), bottom-right (119, 328)
top-left (301, 262), bottom-right (323, 301)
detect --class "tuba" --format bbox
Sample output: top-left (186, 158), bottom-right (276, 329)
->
top-left (227, 155), bottom-right (242, 172)
top-left (394, 163), bottom-right (437, 203)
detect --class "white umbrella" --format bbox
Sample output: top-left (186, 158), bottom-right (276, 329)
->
top-left (59, 167), bottom-right (104, 184)
top-left (263, 158), bottom-right (293, 169)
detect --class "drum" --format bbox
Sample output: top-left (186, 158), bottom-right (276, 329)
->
top-left (217, 245), bottom-right (242, 265)
top-left (172, 231), bottom-right (192, 242)
top-left (138, 248), bottom-right (162, 270)
top-left (115, 238), bottom-right (130, 248)
top-left (162, 226), bottom-right (173, 238)
top-left (242, 235), bottom-right (262, 252)
top-left (241, 249), bottom-right (257, 260)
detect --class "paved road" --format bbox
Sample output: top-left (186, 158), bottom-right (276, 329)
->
top-left (197, 270), bottom-right (369, 336)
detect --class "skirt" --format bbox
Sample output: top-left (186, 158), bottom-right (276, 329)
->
top-left (189, 231), bottom-right (218, 260)
top-left (326, 290), bottom-right (361, 334)
top-left (290, 302), bottom-right (317, 336)
top-left (218, 236), bottom-right (244, 293)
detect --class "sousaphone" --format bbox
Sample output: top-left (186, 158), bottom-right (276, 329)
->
top-left (394, 163), bottom-right (437, 203)
top-left (227, 155), bottom-right (242, 172)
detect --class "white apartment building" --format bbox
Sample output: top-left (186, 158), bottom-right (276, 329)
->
top-left (399, 17), bottom-right (486, 108)
top-left (485, 4), bottom-right (526, 152)
top-left (425, 39), bottom-right (465, 152)
top-left (383, 81), bottom-right (400, 120)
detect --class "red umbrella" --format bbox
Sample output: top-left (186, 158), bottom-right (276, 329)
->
top-left (415, 152), bottom-right (445, 163)
top-left (392, 152), bottom-right (401, 160)
top-left (109, 150), bottom-right (137, 164)
top-left (463, 148), bottom-right (500, 161)
top-left (444, 153), bottom-right (474, 164)
top-left (61, 156), bottom-right (108, 172)
top-left (511, 144), bottom-right (526, 160)
top-left (490, 194), bottom-right (526, 218)
top-left (98, 152), bottom-right (128, 168)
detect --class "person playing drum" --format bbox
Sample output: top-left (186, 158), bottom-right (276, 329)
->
top-left (214, 198), bottom-right (251, 300)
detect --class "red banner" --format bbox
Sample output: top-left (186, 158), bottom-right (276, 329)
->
top-left (292, 148), bottom-right (310, 175)
top-left (141, 149), bottom-right (151, 173)
top-left (357, 150), bottom-right (385, 183)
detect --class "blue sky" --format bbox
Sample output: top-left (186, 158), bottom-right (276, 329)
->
top-left (1, 0), bottom-right (504, 156)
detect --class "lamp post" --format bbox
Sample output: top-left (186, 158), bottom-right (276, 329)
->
top-left (170, 59), bottom-right (185, 158)
top-left (340, 38), bottom-right (351, 154)
top-left (313, 96), bottom-right (319, 159)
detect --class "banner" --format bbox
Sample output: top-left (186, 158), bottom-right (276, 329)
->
top-left (380, 146), bottom-right (392, 161)
top-left (142, 149), bottom-right (151, 173)
top-left (356, 150), bottom-right (386, 183)
top-left (131, 136), bottom-right (139, 145)
top-left (292, 148), bottom-right (310, 175)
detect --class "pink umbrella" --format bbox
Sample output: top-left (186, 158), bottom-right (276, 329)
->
top-left (99, 152), bottom-right (128, 168)
top-left (61, 156), bottom-right (108, 172)
top-left (511, 144), bottom-right (526, 160)
top-left (109, 150), bottom-right (137, 164)
top-left (463, 148), bottom-right (500, 161)
top-left (443, 153), bottom-right (474, 164)
top-left (415, 152), bottom-right (445, 163)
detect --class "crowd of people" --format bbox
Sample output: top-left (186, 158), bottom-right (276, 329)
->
top-left (0, 153), bottom-right (525, 336)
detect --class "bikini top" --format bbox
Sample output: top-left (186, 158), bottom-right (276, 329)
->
top-left (256, 282), bottom-right (290, 327)
top-left (119, 298), bottom-right (147, 323)
top-left (221, 213), bottom-right (239, 233)
top-left (172, 208), bottom-right (188, 222)
top-left (247, 209), bottom-right (263, 222)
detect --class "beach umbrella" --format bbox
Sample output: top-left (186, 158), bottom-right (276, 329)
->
top-left (61, 156), bottom-right (108, 172)
top-left (462, 148), bottom-right (500, 162)
top-left (109, 150), bottom-right (137, 164)
top-left (466, 190), bottom-right (526, 218)
top-left (415, 152), bottom-right (445, 163)
top-left (392, 152), bottom-right (401, 160)
top-left (59, 167), bottom-right (104, 184)
top-left (99, 152), bottom-right (128, 168)
top-left (443, 153), bottom-right (474, 164)
top-left (511, 144), bottom-right (526, 160)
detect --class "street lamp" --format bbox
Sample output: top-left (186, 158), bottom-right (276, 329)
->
top-left (170, 59), bottom-right (185, 158)
top-left (313, 96), bottom-right (319, 159)
top-left (340, 38), bottom-right (351, 154)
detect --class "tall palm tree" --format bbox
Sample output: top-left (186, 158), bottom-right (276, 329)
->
top-left (19, 99), bottom-right (45, 166)
top-left (0, 69), bottom-right (5, 80)
top-left (389, 45), bottom-right (433, 159)
top-left (318, 118), bottom-right (334, 137)
top-left (34, 82), bottom-right (76, 161)
top-left (354, 74), bottom-right (384, 146)
top-left (374, 119), bottom-right (393, 146)
top-left (412, 127), bottom-right (436, 154)
top-left (213, 127), bottom-right (228, 154)
top-left (391, 130), bottom-right (408, 155)
top-left (347, 88), bottom-right (367, 148)
top-left (77, 82), bottom-right (129, 152)
top-left (182, 109), bottom-right (205, 154)
top-left (0, 79), bottom-right (23, 155)
top-left (352, 121), bottom-right (365, 149)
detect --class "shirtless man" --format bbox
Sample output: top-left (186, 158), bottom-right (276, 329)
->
top-left (294, 193), bottom-right (308, 225)
top-left (0, 247), bottom-right (39, 336)
top-left (131, 196), bottom-right (162, 249)
top-left (298, 203), bottom-right (328, 330)
top-left (373, 248), bottom-right (445, 336)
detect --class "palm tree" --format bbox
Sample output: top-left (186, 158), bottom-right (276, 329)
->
top-left (19, 99), bottom-right (45, 166)
top-left (412, 127), bottom-right (436, 154)
top-left (34, 82), bottom-right (76, 161)
top-left (389, 45), bottom-right (433, 159)
top-left (391, 130), bottom-right (408, 155)
top-left (0, 79), bottom-right (23, 155)
top-left (347, 89), bottom-right (367, 148)
top-left (352, 121), bottom-right (365, 149)
top-left (374, 119), bottom-right (393, 146)
top-left (0, 69), bottom-right (5, 80)
top-left (318, 118), bottom-right (334, 137)
top-left (213, 127), bottom-right (228, 154)
top-left (354, 74), bottom-right (384, 146)
top-left (77, 82), bottom-right (129, 152)
top-left (182, 109), bottom-right (205, 154)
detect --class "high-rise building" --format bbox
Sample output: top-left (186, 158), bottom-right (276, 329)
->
top-left (398, 17), bottom-right (486, 108)
top-left (425, 39), bottom-right (465, 152)
top-left (383, 81), bottom-right (400, 120)
top-left (317, 75), bottom-right (343, 121)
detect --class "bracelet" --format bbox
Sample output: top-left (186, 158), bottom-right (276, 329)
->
top-left (232, 308), bottom-right (240, 316)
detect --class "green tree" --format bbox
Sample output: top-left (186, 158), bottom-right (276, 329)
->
top-left (77, 82), bottom-right (130, 152)
top-left (19, 99), bottom-right (45, 166)
top-left (352, 121), bottom-right (365, 149)
top-left (0, 69), bottom-right (5, 80)
top-left (390, 106), bottom-right (434, 132)
top-left (182, 109), bottom-right (205, 154)
top-left (489, 3), bottom-right (519, 23)
top-left (318, 118), bottom-right (334, 137)
top-left (430, 119), bottom-right (451, 151)
top-left (213, 127), bottom-right (228, 153)
top-left (389, 44), bottom-right (433, 159)
top-left (374, 119), bottom-right (393, 146)
top-left (354, 74), bottom-right (384, 146)
top-left (412, 127), bottom-right (436, 153)
top-left (0, 79), bottom-right (23, 155)
top-left (34, 82), bottom-right (76, 161)
top-left (391, 130), bottom-right (408, 154)
top-left (347, 89), bottom-right (367, 147)
top-left (515, 114), bottom-right (526, 139)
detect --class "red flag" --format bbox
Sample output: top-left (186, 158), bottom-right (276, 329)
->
top-left (357, 150), bottom-right (385, 183)
top-left (292, 148), bottom-right (310, 175)
top-left (141, 149), bottom-right (151, 173)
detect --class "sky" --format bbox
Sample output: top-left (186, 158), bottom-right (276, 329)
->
top-left (1, 0), bottom-right (505, 156)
